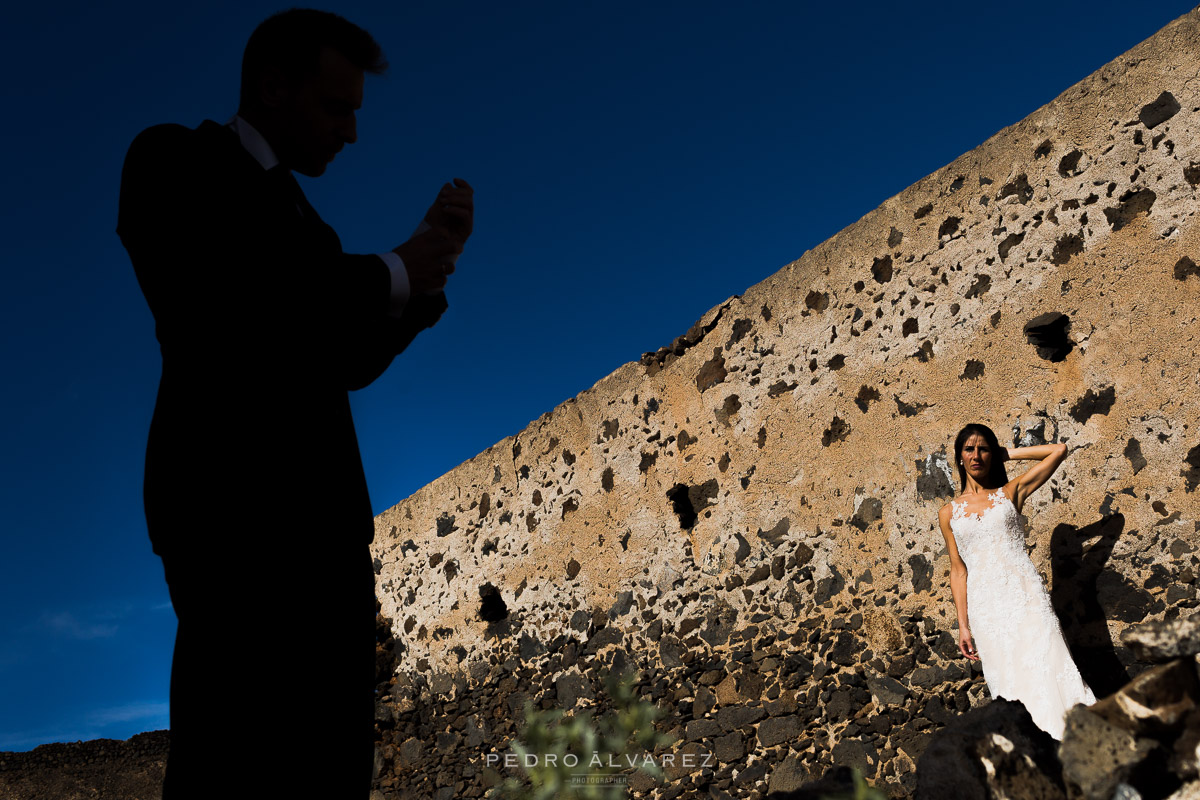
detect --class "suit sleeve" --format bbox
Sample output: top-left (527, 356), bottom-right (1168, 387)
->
top-left (117, 124), bottom-right (429, 390)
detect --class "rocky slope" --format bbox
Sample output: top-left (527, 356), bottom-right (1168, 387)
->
top-left (0, 731), bottom-right (168, 800)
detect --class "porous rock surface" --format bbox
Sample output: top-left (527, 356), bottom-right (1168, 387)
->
top-left (371, 9), bottom-right (1200, 799)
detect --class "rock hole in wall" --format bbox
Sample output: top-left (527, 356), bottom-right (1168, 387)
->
top-left (872, 255), bottom-right (894, 283)
top-left (960, 360), bottom-right (985, 380)
top-left (998, 232), bottom-right (1024, 261)
top-left (805, 290), bottom-right (830, 312)
top-left (667, 480), bottom-right (719, 529)
top-left (965, 274), bottom-right (991, 299)
top-left (822, 416), bottom-right (850, 446)
top-left (1139, 90), bottom-right (1180, 128)
top-left (1069, 386), bottom-right (1117, 424)
top-left (561, 498), bottom-right (579, 519)
top-left (727, 318), bottom-right (754, 348)
top-left (855, 386), bottom-right (881, 412)
top-left (895, 396), bottom-right (929, 417)
top-left (938, 216), bottom-right (961, 239)
top-left (1022, 312), bottom-right (1074, 362)
top-left (1051, 233), bottom-right (1084, 265)
top-left (696, 349), bottom-right (728, 392)
top-left (1103, 188), bottom-right (1156, 232)
top-left (998, 174), bottom-right (1033, 204)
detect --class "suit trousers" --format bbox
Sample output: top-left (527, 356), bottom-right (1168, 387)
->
top-left (159, 540), bottom-right (376, 798)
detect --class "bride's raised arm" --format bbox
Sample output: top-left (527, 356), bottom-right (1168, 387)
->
top-left (1003, 442), bottom-right (1069, 512)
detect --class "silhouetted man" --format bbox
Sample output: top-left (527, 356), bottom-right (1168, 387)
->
top-left (116, 9), bottom-right (473, 797)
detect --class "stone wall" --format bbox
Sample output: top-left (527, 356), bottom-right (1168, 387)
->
top-left (371, 8), bottom-right (1200, 798)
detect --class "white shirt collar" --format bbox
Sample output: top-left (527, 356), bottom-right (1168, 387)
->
top-left (226, 114), bottom-right (280, 171)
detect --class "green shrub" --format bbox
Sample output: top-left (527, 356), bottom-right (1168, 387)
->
top-left (486, 670), bottom-right (675, 800)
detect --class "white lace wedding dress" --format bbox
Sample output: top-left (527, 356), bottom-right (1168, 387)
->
top-left (950, 487), bottom-right (1096, 739)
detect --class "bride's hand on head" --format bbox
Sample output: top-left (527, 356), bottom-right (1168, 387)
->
top-left (960, 627), bottom-right (980, 661)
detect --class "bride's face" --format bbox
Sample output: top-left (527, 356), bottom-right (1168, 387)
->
top-left (960, 434), bottom-right (992, 481)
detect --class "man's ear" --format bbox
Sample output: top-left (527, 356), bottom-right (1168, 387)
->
top-left (257, 65), bottom-right (292, 111)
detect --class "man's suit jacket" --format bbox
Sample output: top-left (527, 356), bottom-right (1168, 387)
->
top-left (117, 119), bottom-right (436, 560)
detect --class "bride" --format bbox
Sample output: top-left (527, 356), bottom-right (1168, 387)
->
top-left (936, 422), bottom-right (1096, 740)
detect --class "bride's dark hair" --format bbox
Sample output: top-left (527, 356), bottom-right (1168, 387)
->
top-left (953, 423), bottom-right (1009, 490)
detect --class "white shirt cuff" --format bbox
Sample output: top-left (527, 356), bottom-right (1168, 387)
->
top-left (384, 218), bottom-right (462, 311)
top-left (378, 251), bottom-right (410, 318)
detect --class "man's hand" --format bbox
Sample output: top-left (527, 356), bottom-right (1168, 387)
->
top-left (423, 178), bottom-right (474, 247)
top-left (392, 227), bottom-right (462, 295)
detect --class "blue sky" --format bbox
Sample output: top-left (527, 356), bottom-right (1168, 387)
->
top-left (1, 1), bottom-right (1192, 751)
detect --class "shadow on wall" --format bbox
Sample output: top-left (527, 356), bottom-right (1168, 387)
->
top-left (1049, 513), bottom-right (1160, 697)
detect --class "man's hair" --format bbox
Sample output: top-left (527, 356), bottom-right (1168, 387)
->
top-left (240, 8), bottom-right (387, 106)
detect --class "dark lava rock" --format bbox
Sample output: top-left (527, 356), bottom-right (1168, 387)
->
top-left (766, 765), bottom-right (863, 800)
top-left (756, 716), bottom-right (802, 748)
top-left (685, 719), bottom-right (723, 741)
top-left (829, 631), bottom-right (861, 666)
top-left (734, 759), bottom-right (770, 787)
top-left (908, 554), bottom-right (933, 593)
top-left (850, 497), bottom-right (883, 531)
top-left (713, 732), bottom-right (746, 764)
top-left (1120, 613), bottom-right (1200, 663)
top-left (1059, 704), bottom-right (1163, 800)
top-left (915, 699), bottom-right (1063, 800)
top-left (1098, 571), bottom-right (1165, 623)
top-left (831, 738), bottom-right (880, 776)
top-left (868, 675), bottom-right (910, 706)
top-left (915, 452), bottom-right (955, 500)
top-left (717, 705), bottom-right (765, 731)
top-left (555, 672), bottom-right (594, 707)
